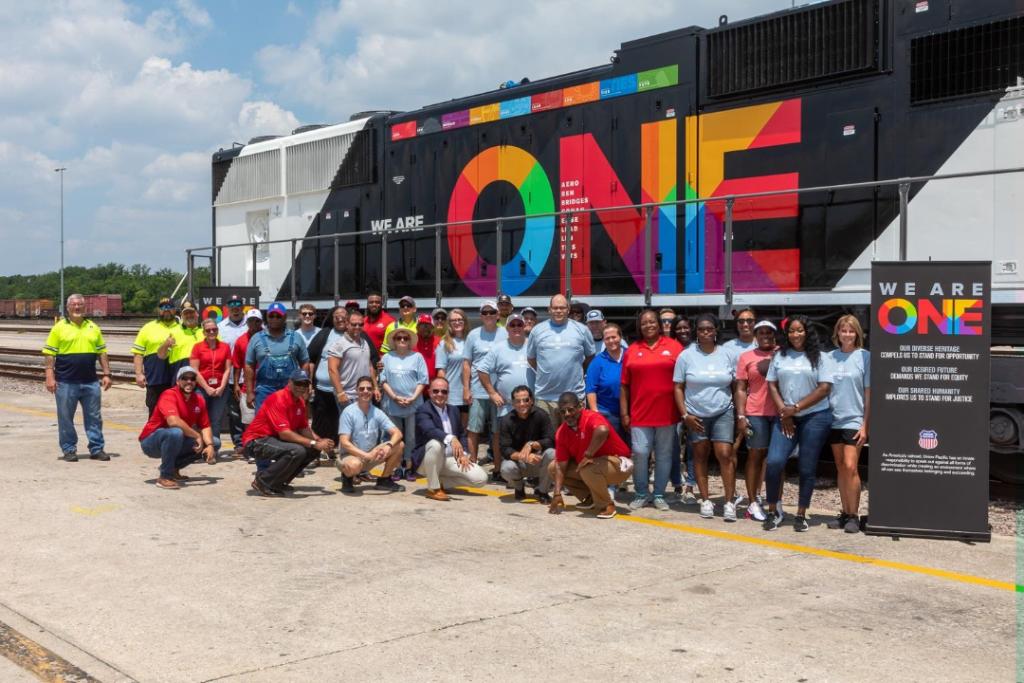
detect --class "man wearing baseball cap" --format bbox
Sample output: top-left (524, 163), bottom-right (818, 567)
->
top-left (381, 295), bottom-right (418, 353)
top-left (138, 365), bottom-right (215, 490)
top-left (243, 370), bottom-right (335, 497)
top-left (132, 297), bottom-right (183, 415)
top-left (463, 300), bottom-right (508, 471)
top-left (431, 308), bottom-right (448, 338)
top-left (218, 294), bottom-right (249, 454)
top-left (521, 307), bottom-right (538, 335)
top-left (416, 313), bottom-right (440, 373)
top-left (245, 303), bottom-right (311, 413)
top-left (169, 301), bottom-right (204, 375)
top-left (496, 294), bottom-right (513, 327)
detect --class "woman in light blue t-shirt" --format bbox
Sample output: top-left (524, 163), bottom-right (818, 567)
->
top-left (380, 328), bottom-right (429, 476)
top-left (763, 315), bottom-right (833, 533)
top-left (826, 315), bottom-right (870, 534)
top-left (435, 308), bottom-right (470, 428)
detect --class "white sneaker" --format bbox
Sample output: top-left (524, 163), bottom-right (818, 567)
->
top-left (746, 500), bottom-right (767, 522)
top-left (652, 496), bottom-right (670, 511)
top-left (733, 493), bottom-right (746, 507)
top-left (699, 499), bottom-right (714, 518)
top-left (723, 501), bottom-right (737, 522)
top-left (681, 487), bottom-right (698, 505)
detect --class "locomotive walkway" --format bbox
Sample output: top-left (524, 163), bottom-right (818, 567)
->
top-left (0, 387), bottom-right (1018, 682)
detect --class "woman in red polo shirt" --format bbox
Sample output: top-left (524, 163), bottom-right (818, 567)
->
top-left (190, 317), bottom-right (232, 455)
top-left (620, 309), bottom-right (684, 511)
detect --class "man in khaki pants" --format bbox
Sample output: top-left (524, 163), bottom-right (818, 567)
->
top-left (548, 392), bottom-right (632, 519)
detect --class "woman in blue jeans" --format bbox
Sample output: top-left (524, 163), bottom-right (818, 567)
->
top-left (763, 315), bottom-right (833, 532)
top-left (673, 313), bottom-right (738, 521)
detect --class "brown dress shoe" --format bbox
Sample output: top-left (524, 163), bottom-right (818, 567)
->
top-left (425, 488), bottom-right (450, 501)
top-left (156, 477), bottom-right (180, 490)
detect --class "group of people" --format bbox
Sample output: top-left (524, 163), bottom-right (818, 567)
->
top-left (43, 291), bottom-right (869, 532)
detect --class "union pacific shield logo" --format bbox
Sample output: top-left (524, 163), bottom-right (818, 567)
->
top-left (918, 429), bottom-right (939, 450)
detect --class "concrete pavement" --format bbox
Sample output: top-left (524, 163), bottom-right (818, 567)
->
top-left (0, 388), bottom-right (1018, 682)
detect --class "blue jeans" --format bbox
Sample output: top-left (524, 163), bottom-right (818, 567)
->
top-left (631, 424), bottom-right (677, 498)
top-left (198, 388), bottom-right (226, 453)
top-left (600, 411), bottom-right (630, 447)
top-left (765, 410), bottom-right (832, 508)
top-left (140, 427), bottom-right (198, 479)
top-left (673, 424), bottom-right (696, 487)
top-left (55, 381), bottom-right (104, 455)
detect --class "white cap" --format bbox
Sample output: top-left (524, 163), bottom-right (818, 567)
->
top-left (586, 309), bottom-right (604, 322)
top-left (176, 366), bottom-right (198, 381)
top-left (479, 300), bottom-right (497, 313)
top-left (753, 320), bottom-right (777, 332)
top-left (244, 309), bottom-right (263, 322)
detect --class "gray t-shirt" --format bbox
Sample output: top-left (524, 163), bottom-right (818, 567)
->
top-left (326, 333), bottom-right (373, 401)
top-left (526, 319), bottom-right (595, 401)
top-left (826, 348), bottom-right (869, 429)
top-left (339, 403), bottom-right (396, 453)
top-left (463, 326), bottom-right (507, 400)
top-left (315, 328), bottom-right (345, 392)
top-left (477, 340), bottom-right (535, 416)
top-left (766, 350), bottom-right (834, 416)
top-left (435, 337), bottom-right (467, 406)
top-left (672, 345), bottom-right (735, 418)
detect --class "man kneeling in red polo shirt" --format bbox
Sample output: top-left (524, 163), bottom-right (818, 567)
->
top-left (243, 370), bottom-right (335, 497)
top-left (548, 392), bottom-right (632, 519)
top-left (139, 366), bottom-right (216, 489)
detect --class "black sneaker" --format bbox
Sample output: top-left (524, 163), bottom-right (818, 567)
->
top-left (341, 475), bottom-right (356, 494)
top-left (61, 453), bottom-right (78, 462)
top-left (826, 513), bottom-right (847, 530)
top-left (514, 487), bottom-right (526, 501)
top-left (89, 451), bottom-right (110, 461)
top-left (844, 516), bottom-right (861, 534)
top-left (491, 469), bottom-right (504, 483)
top-left (374, 476), bottom-right (405, 492)
top-left (278, 483), bottom-right (294, 492)
top-left (251, 478), bottom-right (283, 497)
top-left (763, 509), bottom-right (784, 531)
top-left (535, 491), bottom-right (551, 504)
top-left (794, 515), bottom-right (809, 532)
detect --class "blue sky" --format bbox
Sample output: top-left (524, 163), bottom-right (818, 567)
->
top-left (0, 0), bottom-right (781, 276)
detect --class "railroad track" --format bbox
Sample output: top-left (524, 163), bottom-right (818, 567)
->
top-left (0, 347), bottom-right (136, 383)
top-left (0, 323), bottom-right (140, 337)
top-left (0, 346), bottom-right (134, 364)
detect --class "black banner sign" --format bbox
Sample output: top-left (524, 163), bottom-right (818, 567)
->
top-left (194, 287), bottom-right (261, 322)
top-left (865, 262), bottom-right (991, 541)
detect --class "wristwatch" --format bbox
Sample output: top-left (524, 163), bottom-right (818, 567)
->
top-left (309, 439), bottom-right (317, 448)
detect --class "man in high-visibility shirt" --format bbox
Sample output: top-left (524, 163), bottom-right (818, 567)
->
top-left (42, 293), bottom-right (112, 462)
top-left (169, 301), bottom-right (203, 374)
top-left (132, 297), bottom-right (182, 415)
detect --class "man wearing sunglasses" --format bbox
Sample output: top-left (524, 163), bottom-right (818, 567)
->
top-left (463, 301), bottom-right (508, 470)
top-left (380, 295), bottom-right (419, 353)
top-left (244, 303), bottom-right (311, 413)
top-left (168, 301), bottom-right (204, 375)
top-left (413, 377), bottom-right (487, 500)
top-left (132, 297), bottom-right (183, 416)
top-left (296, 303), bottom-right (321, 344)
top-left (337, 376), bottom-right (405, 493)
top-left (244, 370), bottom-right (335, 497)
top-left (138, 366), bottom-right (215, 490)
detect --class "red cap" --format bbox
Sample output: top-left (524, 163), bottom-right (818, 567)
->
top-left (417, 313), bottom-right (433, 325)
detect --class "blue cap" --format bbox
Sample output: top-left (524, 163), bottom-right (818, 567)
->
top-left (267, 302), bottom-right (287, 316)
top-left (290, 369), bottom-right (310, 382)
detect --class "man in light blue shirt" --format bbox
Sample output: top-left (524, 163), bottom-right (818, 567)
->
top-left (527, 294), bottom-right (595, 426)
top-left (336, 375), bottom-right (405, 494)
top-left (463, 300), bottom-right (508, 466)
top-left (478, 313), bottom-right (534, 418)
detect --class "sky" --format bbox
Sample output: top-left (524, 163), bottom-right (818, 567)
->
top-left (0, 0), bottom-right (786, 276)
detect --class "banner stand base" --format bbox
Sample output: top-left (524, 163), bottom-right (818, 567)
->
top-left (862, 518), bottom-right (991, 543)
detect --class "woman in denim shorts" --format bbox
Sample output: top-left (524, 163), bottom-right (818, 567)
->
top-left (672, 313), bottom-right (738, 521)
top-left (734, 320), bottom-right (779, 522)
top-left (826, 315), bottom-right (870, 534)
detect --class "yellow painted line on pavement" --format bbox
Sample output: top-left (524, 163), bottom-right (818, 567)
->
top-left (0, 401), bottom-right (136, 432)
top-left (0, 619), bottom-right (100, 682)
top-left (452, 484), bottom-right (1021, 593)
top-left (70, 503), bottom-right (123, 517)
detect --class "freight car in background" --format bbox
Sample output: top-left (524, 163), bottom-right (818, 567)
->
top-left (206, 0), bottom-right (1024, 481)
top-left (0, 295), bottom-right (122, 318)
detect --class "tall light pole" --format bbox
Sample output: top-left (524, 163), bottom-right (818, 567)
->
top-left (54, 167), bottom-right (66, 316)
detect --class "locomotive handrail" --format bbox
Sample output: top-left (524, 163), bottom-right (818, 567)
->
top-left (190, 164), bottom-right (1024, 307)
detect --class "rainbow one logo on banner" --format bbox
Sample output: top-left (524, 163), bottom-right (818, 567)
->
top-left (918, 429), bottom-right (939, 450)
top-left (875, 280), bottom-right (986, 335)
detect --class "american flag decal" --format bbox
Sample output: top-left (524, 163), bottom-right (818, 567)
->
top-left (918, 429), bottom-right (939, 450)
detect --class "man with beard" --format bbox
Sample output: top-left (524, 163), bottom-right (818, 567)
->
top-left (132, 297), bottom-right (182, 416)
top-left (245, 303), bottom-right (311, 412)
top-left (138, 366), bottom-right (215, 490)
top-left (169, 301), bottom-right (204, 374)
top-left (496, 294), bottom-right (514, 327)
top-left (363, 292), bottom-right (394, 352)
top-left (327, 309), bottom-right (379, 406)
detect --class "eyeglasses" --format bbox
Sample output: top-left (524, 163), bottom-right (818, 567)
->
top-left (179, 376), bottom-right (197, 383)
top-left (512, 397), bottom-right (532, 404)
top-left (507, 322), bottom-right (525, 328)
top-left (357, 386), bottom-right (373, 392)
top-left (203, 328), bottom-right (217, 334)
top-left (481, 310), bottom-right (497, 316)
top-left (449, 318), bottom-right (464, 324)
top-left (349, 322), bottom-right (364, 327)
top-left (399, 302), bottom-right (414, 309)
top-left (431, 388), bottom-right (449, 395)
top-left (737, 318), bottom-right (755, 324)
top-left (292, 381), bottom-right (311, 388)
top-left (267, 314), bottom-right (285, 319)
top-left (227, 302), bottom-right (243, 307)
top-left (393, 336), bottom-right (411, 342)
top-left (159, 305), bottom-right (175, 311)
top-left (660, 318), bottom-right (673, 324)
top-left (301, 311), bottom-right (315, 317)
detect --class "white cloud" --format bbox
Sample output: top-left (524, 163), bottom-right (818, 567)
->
top-left (234, 101), bottom-right (302, 142)
top-left (175, 0), bottom-right (212, 29)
